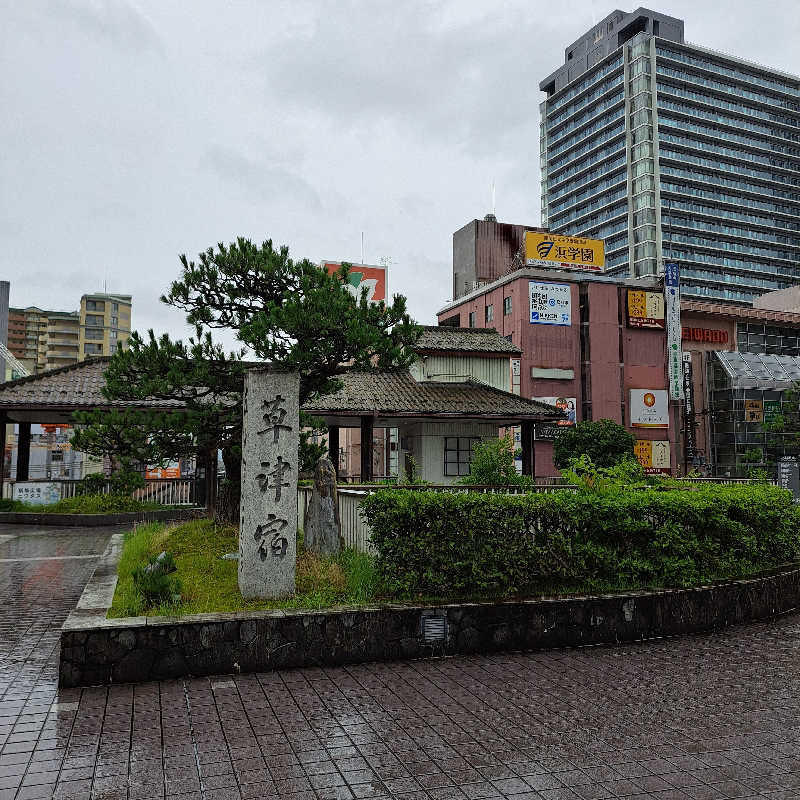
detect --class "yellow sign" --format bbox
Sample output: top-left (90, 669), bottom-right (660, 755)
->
top-left (635, 439), bottom-right (671, 474)
top-left (627, 290), bottom-right (665, 329)
top-left (744, 399), bottom-right (763, 423)
top-left (525, 232), bottom-right (605, 272)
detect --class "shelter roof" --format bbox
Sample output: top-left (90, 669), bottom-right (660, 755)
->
top-left (0, 357), bottom-right (183, 416)
top-left (303, 371), bottom-right (562, 420)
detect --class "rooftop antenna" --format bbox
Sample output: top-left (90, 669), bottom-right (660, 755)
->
top-left (360, 232), bottom-right (364, 265)
top-left (484, 181), bottom-right (497, 223)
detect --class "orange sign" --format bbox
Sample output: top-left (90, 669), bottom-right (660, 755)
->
top-left (322, 261), bottom-right (387, 303)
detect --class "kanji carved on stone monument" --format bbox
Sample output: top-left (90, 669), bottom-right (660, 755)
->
top-left (239, 369), bottom-right (299, 599)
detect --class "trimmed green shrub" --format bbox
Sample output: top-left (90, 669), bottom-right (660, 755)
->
top-left (77, 469), bottom-right (146, 496)
top-left (553, 419), bottom-right (636, 469)
top-left (47, 494), bottom-right (153, 514)
top-left (360, 484), bottom-right (800, 597)
top-left (0, 498), bottom-right (13, 512)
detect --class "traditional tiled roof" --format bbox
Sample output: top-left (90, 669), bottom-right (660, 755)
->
top-left (0, 358), bottom-right (184, 411)
top-left (303, 371), bottom-right (562, 419)
top-left (414, 326), bottom-right (522, 355)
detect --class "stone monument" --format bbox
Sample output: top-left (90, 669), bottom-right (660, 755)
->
top-left (304, 457), bottom-right (342, 556)
top-left (239, 368), bottom-right (300, 599)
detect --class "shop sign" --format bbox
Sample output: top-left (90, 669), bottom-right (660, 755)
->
top-left (529, 281), bottom-right (571, 326)
top-left (533, 423), bottom-right (560, 441)
top-left (630, 389), bottom-right (669, 428)
top-left (322, 261), bottom-right (387, 303)
top-left (634, 439), bottom-right (671, 474)
top-left (146, 462), bottom-right (181, 479)
top-left (524, 232), bottom-right (605, 272)
top-left (681, 327), bottom-right (728, 344)
top-left (764, 400), bottom-right (781, 425)
top-left (744, 399), bottom-right (763, 423)
top-left (627, 290), bottom-right (665, 328)
top-left (665, 263), bottom-right (683, 401)
top-left (12, 482), bottom-right (60, 505)
top-left (533, 397), bottom-right (576, 426)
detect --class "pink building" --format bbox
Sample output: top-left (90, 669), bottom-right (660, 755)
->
top-left (438, 267), bottom-right (675, 476)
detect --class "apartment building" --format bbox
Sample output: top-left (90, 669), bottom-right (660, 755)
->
top-left (79, 293), bottom-right (132, 359)
top-left (539, 7), bottom-right (800, 305)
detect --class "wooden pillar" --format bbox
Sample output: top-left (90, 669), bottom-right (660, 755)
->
top-left (521, 421), bottom-right (535, 478)
top-left (17, 422), bottom-right (31, 482)
top-left (360, 415), bottom-right (374, 484)
top-left (328, 425), bottom-right (339, 477)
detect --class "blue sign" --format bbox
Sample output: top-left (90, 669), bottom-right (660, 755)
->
top-left (665, 262), bottom-right (680, 288)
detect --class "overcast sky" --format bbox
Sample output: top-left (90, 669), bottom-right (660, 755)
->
top-left (2, 0), bottom-right (799, 351)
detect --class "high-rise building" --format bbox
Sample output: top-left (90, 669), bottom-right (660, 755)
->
top-left (8, 307), bottom-right (49, 373)
top-left (6, 292), bottom-right (132, 373)
top-left (539, 7), bottom-right (800, 305)
top-left (79, 293), bottom-right (132, 359)
top-left (45, 311), bottom-right (80, 369)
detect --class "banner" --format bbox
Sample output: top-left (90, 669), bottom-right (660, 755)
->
top-left (525, 233), bottom-right (605, 272)
top-left (322, 261), bottom-right (387, 303)
top-left (665, 263), bottom-right (683, 400)
top-left (682, 353), bottom-right (695, 461)
top-left (529, 281), bottom-right (571, 326)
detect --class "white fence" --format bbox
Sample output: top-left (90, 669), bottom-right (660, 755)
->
top-left (4, 478), bottom-right (198, 505)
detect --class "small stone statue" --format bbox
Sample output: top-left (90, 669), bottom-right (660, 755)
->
top-left (304, 458), bottom-right (343, 555)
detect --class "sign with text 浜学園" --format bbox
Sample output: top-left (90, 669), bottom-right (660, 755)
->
top-left (525, 232), bottom-right (605, 272)
top-left (627, 290), bottom-right (665, 328)
top-left (529, 281), bottom-right (571, 326)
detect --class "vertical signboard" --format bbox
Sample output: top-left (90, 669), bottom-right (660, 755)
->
top-left (778, 456), bottom-right (800, 503)
top-left (665, 263), bottom-right (683, 400)
top-left (510, 358), bottom-right (521, 395)
top-left (682, 352), bottom-right (695, 462)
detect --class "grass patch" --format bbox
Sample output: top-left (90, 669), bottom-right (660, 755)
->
top-left (108, 519), bottom-right (382, 618)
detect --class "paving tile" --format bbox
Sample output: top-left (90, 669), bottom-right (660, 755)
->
top-left (6, 523), bottom-right (800, 800)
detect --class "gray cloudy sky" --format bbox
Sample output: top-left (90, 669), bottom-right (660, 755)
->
top-left (2, 0), bottom-right (799, 351)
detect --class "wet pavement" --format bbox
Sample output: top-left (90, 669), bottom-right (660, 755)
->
top-left (2, 524), bottom-right (800, 799)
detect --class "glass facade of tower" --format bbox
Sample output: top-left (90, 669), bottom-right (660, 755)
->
top-left (541, 26), bottom-right (800, 305)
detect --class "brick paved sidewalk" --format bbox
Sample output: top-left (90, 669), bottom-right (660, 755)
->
top-left (2, 524), bottom-right (800, 800)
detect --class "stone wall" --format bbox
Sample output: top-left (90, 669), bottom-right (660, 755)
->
top-left (60, 559), bottom-right (800, 687)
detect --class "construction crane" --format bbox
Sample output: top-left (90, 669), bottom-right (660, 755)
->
top-left (0, 341), bottom-right (30, 380)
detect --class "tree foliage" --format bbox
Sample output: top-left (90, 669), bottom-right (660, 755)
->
top-left (552, 419), bottom-right (636, 470)
top-left (458, 435), bottom-right (529, 487)
top-left (72, 238), bottom-right (420, 514)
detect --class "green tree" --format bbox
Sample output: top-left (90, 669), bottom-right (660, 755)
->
top-left (72, 238), bottom-right (419, 518)
top-left (458, 435), bottom-right (529, 486)
top-left (552, 419), bottom-right (636, 470)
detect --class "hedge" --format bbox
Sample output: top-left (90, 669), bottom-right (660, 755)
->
top-left (359, 485), bottom-right (800, 596)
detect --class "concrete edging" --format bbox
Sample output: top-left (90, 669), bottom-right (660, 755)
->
top-left (60, 538), bottom-right (800, 687)
top-left (0, 508), bottom-right (205, 527)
